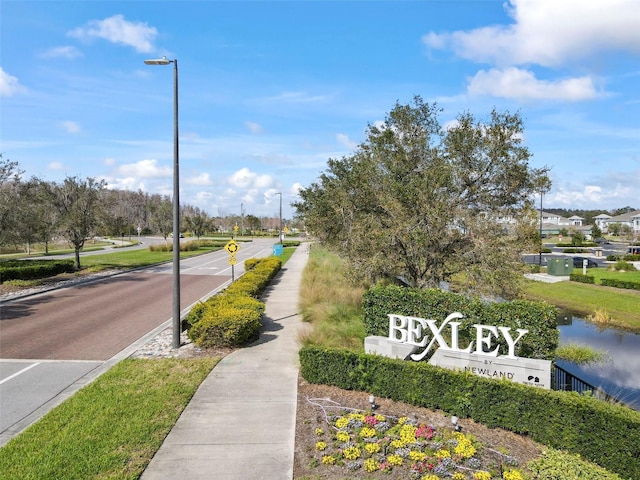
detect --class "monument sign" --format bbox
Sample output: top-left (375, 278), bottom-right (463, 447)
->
top-left (364, 312), bottom-right (551, 389)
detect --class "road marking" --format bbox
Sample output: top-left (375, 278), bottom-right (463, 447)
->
top-left (0, 362), bottom-right (40, 385)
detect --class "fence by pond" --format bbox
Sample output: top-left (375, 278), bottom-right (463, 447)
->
top-left (553, 363), bottom-right (618, 403)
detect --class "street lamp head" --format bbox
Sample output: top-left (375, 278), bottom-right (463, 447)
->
top-left (144, 56), bottom-right (172, 65)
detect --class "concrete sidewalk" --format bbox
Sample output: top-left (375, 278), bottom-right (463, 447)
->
top-left (140, 245), bottom-right (309, 480)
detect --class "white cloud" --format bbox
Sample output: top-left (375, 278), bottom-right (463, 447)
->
top-left (336, 133), bottom-right (357, 150)
top-left (41, 46), bottom-right (82, 59)
top-left (186, 172), bottom-right (213, 186)
top-left (68, 14), bottom-right (158, 53)
top-left (550, 183), bottom-right (637, 209)
top-left (60, 121), bottom-right (81, 134)
top-left (103, 157), bottom-right (116, 167)
top-left (116, 159), bottom-right (171, 178)
top-left (250, 90), bottom-right (332, 106)
top-left (228, 167), bottom-right (273, 189)
top-left (424, 0), bottom-right (640, 67)
top-left (467, 68), bottom-right (599, 101)
top-left (245, 121), bottom-right (264, 134)
top-left (0, 67), bottom-right (27, 97)
top-left (48, 162), bottom-right (65, 171)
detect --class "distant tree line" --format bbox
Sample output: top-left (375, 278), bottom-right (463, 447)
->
top-left (0, 154), bottom-right (290, 268)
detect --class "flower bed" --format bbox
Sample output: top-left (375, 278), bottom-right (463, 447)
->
top-left (307, 403), bottom-right (525, 479)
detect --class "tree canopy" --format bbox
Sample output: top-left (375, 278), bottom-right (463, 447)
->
top-left (294, 96), bottom-right (550, 297)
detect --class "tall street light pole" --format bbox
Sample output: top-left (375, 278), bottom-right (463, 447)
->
top-left (144, 56), bottom-right (181, 349)
top-left (276, 192), bottom-right (282, 245)
top-left (539, 190), bottom-right (543, 266)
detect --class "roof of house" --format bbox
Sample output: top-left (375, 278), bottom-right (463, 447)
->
top-left (609, 209), bottom-right (640, 222)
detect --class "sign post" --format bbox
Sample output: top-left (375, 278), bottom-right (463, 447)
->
top-left (225, 239), bottom-right (240, 281)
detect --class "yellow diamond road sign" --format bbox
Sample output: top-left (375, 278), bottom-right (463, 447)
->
top-left (228, 256), bottom-right (237, 265)
top-left (224, 240), bottom-right (239, 255)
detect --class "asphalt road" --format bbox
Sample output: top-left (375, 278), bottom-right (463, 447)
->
top-left (0, 238), bottom-right (276, 445)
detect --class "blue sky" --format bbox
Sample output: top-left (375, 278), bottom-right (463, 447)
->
top-left (1, 1), bottom-right (639, 220)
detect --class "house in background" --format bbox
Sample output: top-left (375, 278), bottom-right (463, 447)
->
top-left (595, 210), bottom-right (640, 236)
top-left (536, 211), bottom-right (590, 237)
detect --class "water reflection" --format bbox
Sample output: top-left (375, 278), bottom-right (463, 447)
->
top-left (557, 314), bottom-right (640, 410)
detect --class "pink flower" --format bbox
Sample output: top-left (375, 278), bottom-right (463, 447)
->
top-left (365, 415), bottom-right (379, 426)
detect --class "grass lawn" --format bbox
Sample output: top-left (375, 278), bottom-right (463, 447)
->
top-left (523, 279), bottom-right (640, 331)
top-left (80, 245), bottom-right (222, 270)
top-left (0, 358), bottom-right (218, 480)
top-left (588, 267), bottom-right (640, 283)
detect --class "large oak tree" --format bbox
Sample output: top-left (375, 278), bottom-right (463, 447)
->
top-left (294, 96), bottom-right (550, 298)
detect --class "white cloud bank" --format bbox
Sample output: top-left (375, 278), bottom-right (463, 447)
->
top-left (0, 67), bottom-right (27, 97)
top-left (424, 0), bottom-right (640, 101)
top-left (424, 0), bottom-right (640, 67)
top-left (68, 14), bottom-right (158, 53)
top-left (467, 68), bottom-right (598, 101)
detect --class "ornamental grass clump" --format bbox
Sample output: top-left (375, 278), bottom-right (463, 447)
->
top-left (309, 410), bottom-right (528, 479)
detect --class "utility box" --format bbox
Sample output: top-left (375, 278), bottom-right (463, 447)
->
top-left (547, 257), bottom-right (573, 276)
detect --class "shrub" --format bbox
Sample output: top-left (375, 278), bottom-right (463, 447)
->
top-left (187, 306), bottom-right (262, 348)
top-left (184, 255), bottom-right (282, 347)
top-left (612, 260), bottom-right (638, 271)
top-left (600, 278), bottom-right (640, 291)
top-left (0, 259), bottom-right (76, 282)
top-left (528, 448), bottom-right (623, 480)
top-left (569, 273), bottom-right (595, 284)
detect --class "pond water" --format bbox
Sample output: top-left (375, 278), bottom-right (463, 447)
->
top-left (556, 313), bottom-right (640, 410)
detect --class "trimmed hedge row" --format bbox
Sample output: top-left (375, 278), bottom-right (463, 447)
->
top-left (363, 285), bottom-right (558, 360)
top-left (0, 259), bottom-right (76, 283)
top-left (299, 345), bottom-right (640, 480)
top-left (570, 273), bottom-right (595, 284)
top-left (607, 254), bottom-right (640, 262)
top-left (600, 278), bottom-right (640, 291)
top-left (185, 256), bottom-right (282, 348)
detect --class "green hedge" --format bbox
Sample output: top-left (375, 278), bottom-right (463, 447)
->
top-left (187, 306), bottom-right (263, 347)
top-left (299, 345), bottom-right (640, 480)
top-left (224, 257), bottom-right (281, 297)
top-left (185, 256), bottom-right (281, 347)
top-left (362, 285), bottom-right (558, 360)
top-left (600, 278), bottom-right (640, 291)
top-left (570, 273), bottom-right (595, 284)
top-left (0, 259), bottom-right (76, 283)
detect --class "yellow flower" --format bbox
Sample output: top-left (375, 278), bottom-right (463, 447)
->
top-left (503, 469), bottom-right (524, 480)
top-left (400, 424), bottom-right (418, 444)
top-left (398, 416), bottom-right (409, 425)
top-left (390, 439), bottom-right (405, 449)
top-left (321, 455), bottom-right (335, 465)
top-left (387, 454), bottom-right (403, 466)
top-left (375, 414), bottom-right (386, 422)
top-left (409, 450), bottom-right (426, 462)
top-left (349, 412), bottom-right (365, 422)
top-left (453, 473), bottom-right (466, 480)
top-left (421, 475), bottom-right (440, 480)
top-left (365, 442), bottom-right (381, 454)
top-left (364, 458), bottom-right (379, 472)
top-left (315, 441), bottom-right (327, 451)
top-left (343, 446), bottom-right (361, 460)
top-left (474, 471), bottom-right (492, 480)
top-left (314, 428), bottom-right (324, 436)
top-left (335, 417), bottom-right (349, 429)
top-left (359, 426), bottom-right (376, 438)
top-left (453, 433), bottom-right (477, 458)
top-left (435, 449), bottom-right (451, 459)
